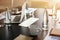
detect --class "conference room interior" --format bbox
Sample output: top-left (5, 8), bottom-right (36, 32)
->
top-left (0, 0), bottom-right (60, 40)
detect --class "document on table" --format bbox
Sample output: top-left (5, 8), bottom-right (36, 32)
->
top-left (19, 17), bottom-right (39, 27)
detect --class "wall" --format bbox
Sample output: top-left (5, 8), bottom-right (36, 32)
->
top-left (27, 0), bottom-right (53, 8)
top-left (0, 0), bottom-right (25, 8)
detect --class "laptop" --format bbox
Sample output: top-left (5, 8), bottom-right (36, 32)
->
top-left (12, 16), bottom-right (21, 23)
